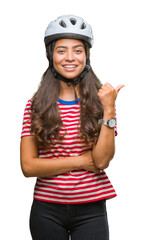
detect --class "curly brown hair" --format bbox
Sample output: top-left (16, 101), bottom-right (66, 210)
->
top-left (30, 42), bottom-right (103, 149)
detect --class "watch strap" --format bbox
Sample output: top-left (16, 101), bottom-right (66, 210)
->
top-left (98, 119), bottom-right (108, 126)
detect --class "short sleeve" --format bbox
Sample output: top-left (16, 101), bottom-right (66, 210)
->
top-left (21, 99), bottom-right (32, 138)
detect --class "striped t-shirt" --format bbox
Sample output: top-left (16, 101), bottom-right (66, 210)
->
top-left (21, 98), bottom-right (117, 204)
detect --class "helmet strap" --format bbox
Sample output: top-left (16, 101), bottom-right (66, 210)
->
top-left (50, 63), bottom-right (90, 102)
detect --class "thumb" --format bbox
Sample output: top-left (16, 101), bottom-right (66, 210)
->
top-left (115, 84), bottom-right (125, 94)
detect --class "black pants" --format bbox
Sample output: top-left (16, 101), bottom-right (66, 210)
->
top-left (30, 199), bottom-right (109, 240)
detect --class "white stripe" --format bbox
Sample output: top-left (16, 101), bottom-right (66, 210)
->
top-left (61, 117), bottom-right (80, 121)
top-left (39, 144), bottom-right (88, 152)
top-left (37, 177), bottom-right (109, 186)
top-left (21, 133), bottom-right (31, 137)
top-left (46, 141), bottom-right (83, 146)
top-left (58, 105), bottom-right (79, 109)
top-left (39, 147), bottom-right (85, 154)
top-left (36, 183), bottom-right (112, 194)
top-left (60, 129), bottom-right (78, 134)
top-left (23, 122), bottom-right (31, 126)
top-left (59, 106), bottom-right (79, 110)
top-left (22, 127), bottom-right (31, 131)
top-left (23, 114), bottom-right (31, 118)
top-left (61, 122), bottom-right (80, 127)
top-left (62, 125), bottom-right (80, 129)
top-left (39, 152), bottom-right (81, 158)
top-left (60, 112), bottom-right (80, 116)
top-left (39, 153), bottom-right (82, 158)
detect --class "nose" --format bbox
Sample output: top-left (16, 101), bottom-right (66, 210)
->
top-left (66, 49), bottom-right (75, 61)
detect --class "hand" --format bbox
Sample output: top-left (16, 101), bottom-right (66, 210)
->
top-left (98, 83), bottom-right (125, 111)
top-left (80, 151), bottom-right (100, 173)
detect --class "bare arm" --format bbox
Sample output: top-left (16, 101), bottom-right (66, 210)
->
top-left (92, 83), bottom-right (125, 170)
top-left (20, 136), bottom-right (99, 178)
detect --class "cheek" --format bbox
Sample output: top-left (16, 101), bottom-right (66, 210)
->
top-left (53, 57), bottom-right (62, 70)
top-left (53, 52), bottom-right (62, 64)
top-left (80, 53), bottom-right (86, 63)
top-left (80, 55), bottom-right (86, 67)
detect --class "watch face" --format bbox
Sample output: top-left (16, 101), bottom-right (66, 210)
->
top-left (108, 118), bottom-right (116, 128)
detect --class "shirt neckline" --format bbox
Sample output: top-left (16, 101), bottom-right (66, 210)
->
top-left (58, 98), bottom-right (80, 105)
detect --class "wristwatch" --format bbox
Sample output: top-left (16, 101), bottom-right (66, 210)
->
top-left (98, 118), bottom-right (116, 129)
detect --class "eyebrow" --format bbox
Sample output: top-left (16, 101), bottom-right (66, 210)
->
top-left (56, 44), bottom-right (84, 49)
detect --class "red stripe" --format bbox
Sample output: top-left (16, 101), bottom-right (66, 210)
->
top-left (34, 194), bottom-right (116, 204)
top-left (23, 126), bottom-right (30, 132)
top-left (24, 113), bottom-right (31, 116)
top-left (63, 123), bottom-right (80, 127)
top-left (58, 106), bottom-right (79, 110)
top-left (22, 130), bottom-right (31, 134)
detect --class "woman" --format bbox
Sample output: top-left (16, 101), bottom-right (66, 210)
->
top-left (20, 15), bottom-right (124, 240)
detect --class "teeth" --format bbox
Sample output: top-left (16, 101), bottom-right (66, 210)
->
top-left (64, 65), bottom-right (76, 68)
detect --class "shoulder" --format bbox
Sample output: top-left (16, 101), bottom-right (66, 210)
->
top-left (24, 99), bottom-right (33, 111)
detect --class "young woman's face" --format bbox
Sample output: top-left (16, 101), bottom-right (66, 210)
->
top-left (53, 38), bottom-right (86, 79)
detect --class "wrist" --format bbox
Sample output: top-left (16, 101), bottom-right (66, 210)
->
top-left (73, 155), bottom-right (84, 170)
top-left (103, 107), bottom-right (115, 119)
top-left (77, 154), bottom-right (85, 169)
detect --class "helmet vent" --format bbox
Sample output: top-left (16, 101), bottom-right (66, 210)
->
top-left (70, 18), bottom-right (77, 25)
top-left (81, 22), bottom-right (86, 29)
top-left (59, 20), bottom-right (67, 28)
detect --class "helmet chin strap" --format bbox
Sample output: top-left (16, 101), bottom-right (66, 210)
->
top-left (50, 62), bottom-right (90, 102)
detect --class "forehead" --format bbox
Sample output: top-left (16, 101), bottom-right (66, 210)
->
top-left (54, 38), bottom-right (84, 48)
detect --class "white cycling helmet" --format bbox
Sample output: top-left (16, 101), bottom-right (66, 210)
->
top-left (44, 15), bottom-right (94, 48)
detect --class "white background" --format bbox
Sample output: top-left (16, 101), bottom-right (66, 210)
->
top-left (0, 0), bottom-right (145, 239)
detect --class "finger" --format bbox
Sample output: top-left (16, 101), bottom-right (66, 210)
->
top-left (98, 89), bottom-right (103, 94)
top-left (115, 84), bottom-right (125, 94)
top-left (104, 83), bottom-right (114, 90)
top-left (102, 83), bottom-right (114, 92)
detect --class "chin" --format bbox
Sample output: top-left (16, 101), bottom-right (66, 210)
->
top-left (61, 73), bottom-right (79, 80)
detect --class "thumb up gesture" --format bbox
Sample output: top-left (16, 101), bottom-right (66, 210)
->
top-left (98, 83), bottom-right (125, 111)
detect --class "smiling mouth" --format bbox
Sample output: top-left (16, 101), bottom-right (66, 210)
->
top-left (63, 65), bottom-right (78, 69)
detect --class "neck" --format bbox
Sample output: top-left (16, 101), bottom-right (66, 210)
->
top-left (59, 80), bottom-right (80, 101)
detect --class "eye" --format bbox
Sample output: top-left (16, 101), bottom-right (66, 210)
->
top-left (57, 49), bottom-right (65, 54)
top-left (74, 48), bottom-right (84, 54)
top-left (75, 49), bottom-right (82, 53)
